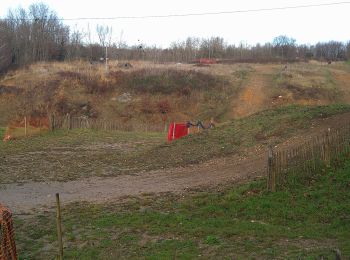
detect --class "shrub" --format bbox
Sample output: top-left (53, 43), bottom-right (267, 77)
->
top-left (157, 99), bottom-right (171, 114)
top-left (112, 68), bottom-right (227, 95)
top-left (140, 97), bottom-right (155, 114)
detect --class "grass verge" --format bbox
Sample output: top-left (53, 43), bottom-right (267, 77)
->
top-left (14, 157), bottom-right (350, 259)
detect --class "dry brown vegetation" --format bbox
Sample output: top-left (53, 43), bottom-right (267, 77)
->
top-left (0, 61), bottom-right (244, 126)
top-left (0, 60), bottom-right (350, 127)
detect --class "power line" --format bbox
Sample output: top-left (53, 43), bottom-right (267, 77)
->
top-left (0, 1), bottom-right (350, 21)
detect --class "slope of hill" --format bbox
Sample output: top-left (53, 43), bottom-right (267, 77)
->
top-left (0, 61), bottom-right (245, 126)
top-left (1, 104), bottom-right (350, 184)
top-left (1, 60), bottom-right (350, 127)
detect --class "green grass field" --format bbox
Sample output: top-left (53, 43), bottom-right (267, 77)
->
top-left (14, 156), bottom-right (350, 259)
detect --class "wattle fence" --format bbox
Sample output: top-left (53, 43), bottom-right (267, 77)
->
top-left (267, 124), bottom-right (350, 191)
top-left (50, 114), bottom-right (165, 133)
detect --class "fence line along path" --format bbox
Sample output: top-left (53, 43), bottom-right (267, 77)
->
top-left (267, 123), bottom-right (350, 191)
top-left (50, 114), bottom-right (165, 133)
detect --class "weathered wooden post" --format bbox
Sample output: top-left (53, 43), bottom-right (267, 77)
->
top-left (324, 129), bottom-right (331, 167)
top-left (24, 116), bottom-right (27, 137)
top-left (56, 193), bottom-right (63, 260)
top-left (66, 114), bottom-right (72, 130)
top-left (69, 114), bottom-right (72, 130)
top-left (267, 145), bottom-right (275, 191)
top-left (51, 114), bottom-right (55, 132)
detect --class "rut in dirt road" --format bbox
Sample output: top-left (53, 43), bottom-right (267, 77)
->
top-left (0, 151), bottom-right (266, 213)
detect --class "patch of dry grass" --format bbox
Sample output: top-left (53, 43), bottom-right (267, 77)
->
top-left (0, 60), bottom-right (244, 126)
top-left (1, 61), bottom-right (349, 127)
top-left (270, 62), bottom-right (343, 106)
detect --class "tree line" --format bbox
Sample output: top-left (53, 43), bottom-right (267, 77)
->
top-left (1, 3), bottom-right (350, 73)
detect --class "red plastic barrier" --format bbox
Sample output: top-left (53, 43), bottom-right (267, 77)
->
top-left (199, 58), bottom-right (217, 64)
top-left (168, 122), bottom-right (189, 142)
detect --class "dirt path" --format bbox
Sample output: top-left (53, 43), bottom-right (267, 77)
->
top-left (1, 111), bottom-right (349, 213)
top-left (232, 65), bottom-right (275, 118)
top-left (0, 149), bottom-right (266, 213)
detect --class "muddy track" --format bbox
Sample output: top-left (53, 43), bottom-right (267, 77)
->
top-left (1, 112), bottom-right (350, 213)
top-left (0, 150), bottom-right (266, 213)
top-left (232, 65), bottom-right (275, 118)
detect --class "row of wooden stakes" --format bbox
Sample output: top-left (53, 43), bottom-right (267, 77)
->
top-left (49, 114), bottom-right (165, 133)
top-left (267, 125), bottom-right (350, 191)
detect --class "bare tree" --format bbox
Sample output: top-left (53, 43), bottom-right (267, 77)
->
top-left (272, 35), bottom-right (296, 60)
top-left (0, 3), bottom-right (69, 70)
top-left (96, 25), bottom-right (112, 47)
top-left (346, 41), bottom-right (350, 60)
top-left (0, 21), bottom-right (13, 73)
top-left (66, 25), bottom-right (85, 60)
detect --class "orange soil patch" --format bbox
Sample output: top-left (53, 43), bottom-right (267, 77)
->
top-left (3, 116), bottom-right (50, 142)
top-left (232, 65), bottom-right (275, 118)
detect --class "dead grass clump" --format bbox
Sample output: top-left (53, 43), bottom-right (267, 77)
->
top-left (156, 99), bottom-right (171, 114)
top-left (0, 85), bottom-right (23, 95)
top-left (54, 96), bottom-right (98, 117)
top-left (285, 84), bottom-right (338, 101)
top-left (54, 95), bottom-right (71, 115)
top-left (83, 77), bottom-right (110, 95)
top-left (178, 86), bottom-right (192, 96)
top-left (113, 68), bottom-right (227, 95)
top-left (57, 70), bottom-right (111, 95)
top-left (140, 97), bottom-right (155, 114)
top-left (117, 62), bottom-right (133, 69)
top-left (57, 71), bottom-right (82, 79)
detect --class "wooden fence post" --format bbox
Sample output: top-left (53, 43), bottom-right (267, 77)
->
top-left (24, 116), bottom-right (27, 137)
top-left (56, 193), bottom-right (64, 260)
top-left (51, 114), bottom-right (55, 132)
top-left (267, 145), bottom-right (275, 191)
top-left (324, 130), bottom-right (331, 167)
top-left (67, 114), bottom-right (72, 130)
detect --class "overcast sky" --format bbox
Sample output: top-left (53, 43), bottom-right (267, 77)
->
top-left (1, 0), bottom-right (349, 47)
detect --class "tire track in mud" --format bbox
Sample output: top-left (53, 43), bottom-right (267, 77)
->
top-left (0, 150), bottom-right (266, 213)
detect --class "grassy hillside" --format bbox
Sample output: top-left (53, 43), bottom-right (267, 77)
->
top-left (132, 104), bottom-right (350, 170)
top-left (1, 61), bottom-right (350, 127)
top-left (1, 104), bottom-right (350, 183)
top-left (15, 153), bottom-right (350, 259)
top-left (0, 61), bottom-right (245, 126)
top-left (272, 64), bottom-right (339, 100)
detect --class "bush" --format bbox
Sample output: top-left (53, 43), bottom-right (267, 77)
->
top-left (156, 99), bottom-right (171, 114)
top-left (111, 68), bottom-right (228, 95)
